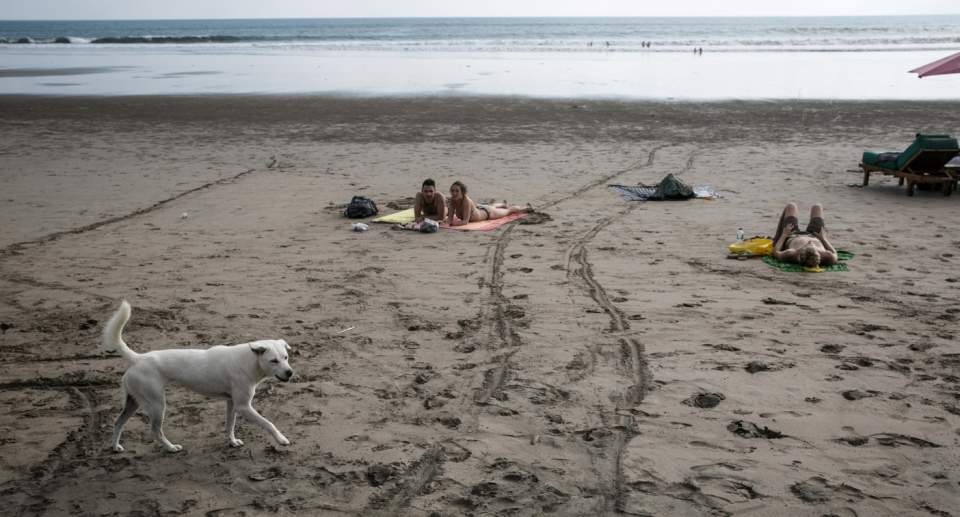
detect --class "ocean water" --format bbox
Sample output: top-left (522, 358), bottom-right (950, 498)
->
top-left (2, 17), bottom-right (959, 98)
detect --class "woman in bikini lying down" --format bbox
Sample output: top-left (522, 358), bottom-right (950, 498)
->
top-left (440, 181), bottom-right (534, 227)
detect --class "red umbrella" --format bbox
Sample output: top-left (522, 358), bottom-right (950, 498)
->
top-left (910, 51), bottom-right (960, 78)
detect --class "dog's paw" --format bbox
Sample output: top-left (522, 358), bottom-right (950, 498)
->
top-left (112, 444), bottom-right (124, 453)
top-left (229, 439), bottom-right (244, 447)
top-left (277, 435), bottom-right (291, 446)
top-left (166, 444), bottom-right (184, 453)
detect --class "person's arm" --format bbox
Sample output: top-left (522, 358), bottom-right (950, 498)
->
top-left (439, 199), bottom-right (455, 227)
top-left (413, 192), bottom-right (424, 223)
top-left (772, 223), bottom-right (795, 262)
top-left (434, 193), bottom-right (447, 221)
top-left (815, 228), bottom-right (838, 265)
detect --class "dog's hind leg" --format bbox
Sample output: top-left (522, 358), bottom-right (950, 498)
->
top-left (141, 385), bottom-right (183, 452)
top-left (225, 399), bottom-right (243, 447)
top-left (111, 392), bottom-right (140, 453)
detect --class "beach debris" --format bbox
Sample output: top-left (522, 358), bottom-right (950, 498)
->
top-left (727, 420), bottom-right (783, 439)
top-left (78, 319), bottom-right (98, 330)
top-left (351, 223), bottom-right (369, 231)
top-left (337, 326), bottom-right (355, 334)
top-left (744, 362), bottom-right (770, 374)
top-left (181, 212), bottom-right (188, 219)
top-left (820, 344), bottom-right (845, 354)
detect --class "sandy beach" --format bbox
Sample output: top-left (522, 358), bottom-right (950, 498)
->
top-left (1, 95), bottom-right (959, 516)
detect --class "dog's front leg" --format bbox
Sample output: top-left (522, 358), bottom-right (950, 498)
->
top-left (225, 399), bottom-right (243, 447)
top-left (234, 399), bottom-right (290, 446)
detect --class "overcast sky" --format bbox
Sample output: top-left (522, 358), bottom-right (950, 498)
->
top-left (3, 0), bottom-right (959, 21)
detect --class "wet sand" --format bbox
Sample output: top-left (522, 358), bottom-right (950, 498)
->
top-left (1, 95), bottom-right (959, 516)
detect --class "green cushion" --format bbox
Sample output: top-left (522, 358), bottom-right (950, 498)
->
top-left (896, 134), bottom-right (959, 169)
top-left (862, 151), bottom-right (899, 169)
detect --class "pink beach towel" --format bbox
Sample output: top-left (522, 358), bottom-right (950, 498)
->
top-left (442, 213), bottom-right (527, 231)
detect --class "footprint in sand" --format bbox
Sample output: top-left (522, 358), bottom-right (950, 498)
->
top-left (689, 441), bottom-right (756, 454)
top-left (727, 420), bottom-right (784, 439)
top-left (790, 477), bottom-right (864, 504)
top-left (758, 411), bottom-right (811, 418)
top-left (682, 392), bottom-right (725, 409)
top-left (842, 390), bottom-right (881, 401)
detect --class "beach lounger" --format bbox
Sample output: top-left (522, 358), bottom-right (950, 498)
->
top-left (859, 134), bottom-right (959, 196)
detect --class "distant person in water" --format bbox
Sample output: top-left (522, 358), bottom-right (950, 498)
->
top-left (441, 181), bottom-right (533, 227)
top-left (771, 203), bottom-right (838, 270)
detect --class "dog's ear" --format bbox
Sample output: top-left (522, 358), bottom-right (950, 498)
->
top-left (281, 340), bottom-right (291, 351)
top-left (249, 342), bottom-right (267, 355)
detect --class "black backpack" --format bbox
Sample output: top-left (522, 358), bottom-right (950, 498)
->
top-left (344, 196), bottom-right (379, 219)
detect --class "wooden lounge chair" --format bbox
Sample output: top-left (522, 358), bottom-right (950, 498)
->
top-left (859, 134), bottom-right (959, 196)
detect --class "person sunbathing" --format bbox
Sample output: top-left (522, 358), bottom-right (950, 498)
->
top-left (400, 178), bottom-right (447, 230)
top-left (440, 181), bottom-right (533, 227)
top-left (771, 203), bottom-right (838, 269)
top-left (413, 178), bottom-right (446, 223)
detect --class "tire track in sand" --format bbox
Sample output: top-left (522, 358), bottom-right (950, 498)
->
top-left (474, 146), bottom-right (663, 405)
top-left (1, 166), bottom-right (260, 256)
top-left (565, 147), bottom-right (699, 512)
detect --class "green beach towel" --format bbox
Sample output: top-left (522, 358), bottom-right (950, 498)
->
top-left (762, 251), bottom-right (853, 272)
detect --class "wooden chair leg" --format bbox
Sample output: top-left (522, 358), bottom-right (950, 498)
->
top-left (907, 181), bottom-right (915, 196)
top-left (863, 170), bottom-right (870, 186)
top-left (898, 177), bottom-right (905, 186)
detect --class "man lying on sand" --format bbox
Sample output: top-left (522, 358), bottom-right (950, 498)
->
top-left (440, 181), bottom-right (534, 227)
top-left (401, 179), bottom-right (447, 230)
top-left (772, 203), bottom-right (838, 270)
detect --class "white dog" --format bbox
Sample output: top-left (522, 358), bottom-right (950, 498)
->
top-left (103, 300), bottom-right (294, 452)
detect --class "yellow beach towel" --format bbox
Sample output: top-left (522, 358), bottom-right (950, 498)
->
top-left (371, 208), bottom-right (415, 224)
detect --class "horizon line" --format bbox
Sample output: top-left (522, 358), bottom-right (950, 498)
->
top-left (4, 13), bottom-right (960, 22)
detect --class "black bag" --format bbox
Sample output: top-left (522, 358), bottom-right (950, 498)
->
top-left (344, 196), bottom-right (379, 219)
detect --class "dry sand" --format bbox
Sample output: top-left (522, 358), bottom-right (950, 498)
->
top-left (1, 96), bottom-right (959, 516)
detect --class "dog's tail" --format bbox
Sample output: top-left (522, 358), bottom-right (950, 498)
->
top-left (103, 300), bottom-right (139, 363)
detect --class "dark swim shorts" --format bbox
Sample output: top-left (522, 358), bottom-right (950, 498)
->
top-left (774, 216), bottom-right (825, 251)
